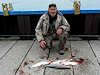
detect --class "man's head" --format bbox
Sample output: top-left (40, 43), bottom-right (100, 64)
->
top-left (48, 3), bottom-right (57, 17)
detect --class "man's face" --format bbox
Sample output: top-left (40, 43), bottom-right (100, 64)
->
top-left (48, 6), bottom-right (57, 17)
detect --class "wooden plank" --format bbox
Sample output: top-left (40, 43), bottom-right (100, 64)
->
top-left (17, 16), bottom-right (31, 35)
top-left (0, 40), bottom-right (17, 60)
top-left (71, 41), bottom-right (100, 75)
top-left (16, 40), bottom-right (49, 75)
top-left (0, 40), bottom-right (34, 75)
top-left (89, 40), bottom-right (100, 64)
top-left (45, 41), bottom-right (73, 75)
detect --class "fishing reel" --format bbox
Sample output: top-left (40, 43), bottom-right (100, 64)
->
top-left (73, 0), bottom-right (80, 15)
top-left (2, 2), bottom-right (13, 16)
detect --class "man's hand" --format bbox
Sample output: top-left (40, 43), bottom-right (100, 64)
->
top-left (57, 28), bottom-right (63, 35)
top-left (40, 40), bottom-right (46, 48)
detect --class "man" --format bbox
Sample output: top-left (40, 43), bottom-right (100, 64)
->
top-left (35, 3), bottom-right (70, 55)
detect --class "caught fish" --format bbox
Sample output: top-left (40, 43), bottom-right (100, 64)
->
top-left (29, 60), bottom-right (54, 69)
top-left (29, 57), bottom-right (84, 69)
top-left (46, 58), bottom-right (84, 69)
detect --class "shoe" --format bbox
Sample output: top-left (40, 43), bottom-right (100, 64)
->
top-left (58, 49), bottom-right (64, 55)
top-left (64, 48), bottom-right (69, 51)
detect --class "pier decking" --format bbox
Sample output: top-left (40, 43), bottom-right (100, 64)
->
top-left (0, 39), bottom-right (100, 75)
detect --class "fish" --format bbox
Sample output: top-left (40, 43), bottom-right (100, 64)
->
top-left (46, 58), bottom-right (84, 69)
top-left (29, 60), bottom-right (54, 69)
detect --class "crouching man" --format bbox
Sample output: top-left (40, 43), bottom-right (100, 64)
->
top-left (35, 3), bottom-right (70, 55)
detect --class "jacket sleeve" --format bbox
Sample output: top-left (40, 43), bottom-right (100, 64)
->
top-left (59, 16), bottom-right (70, 32)
top-left (35, 16), bottom-right (44, 42)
